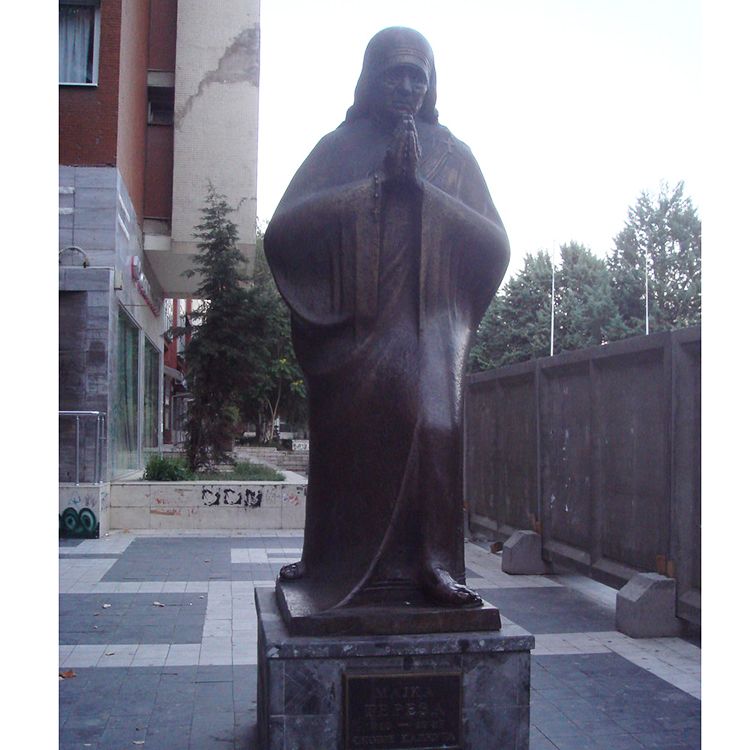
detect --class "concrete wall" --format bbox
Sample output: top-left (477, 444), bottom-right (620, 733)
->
top-left (171, 0), bottom-right (259, 263)
top-left (465, 327), bottom-right (701, 626)
top-left (110, 481), bottom-right (307, 530)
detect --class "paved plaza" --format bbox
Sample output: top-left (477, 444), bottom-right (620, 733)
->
top-left (59, 531), bottom-right (700, 749)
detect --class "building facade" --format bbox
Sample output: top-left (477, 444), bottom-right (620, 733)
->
top-left (59, 0), bottom-right (260, 535)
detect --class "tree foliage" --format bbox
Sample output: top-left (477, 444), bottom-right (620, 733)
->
top-left (470, 183), bottom-right (701, 372)
top-left (238, 233), bottom-right (307, 443)
top-left (469, 244), bottom-right (623, 371)
top-left (181, 185), bottom-right (263, 470)
top-left (608, 181), bottom-right (701, 336)
top-left (180, 188), bottom-right (308, 469)
top-left (555, 242), bottom-right (626, 352)
top-left (470, 251), bottom-right (553, 370)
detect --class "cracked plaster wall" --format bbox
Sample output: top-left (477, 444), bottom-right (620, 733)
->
top-left (171, 0), bottom-right (259, 263)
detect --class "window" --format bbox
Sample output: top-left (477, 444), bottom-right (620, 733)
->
top-left (147, 86), bottom-right (175, 125)
top-left (113, 308), bottom-right (139, 474)
top-left (143, 340), bottom-right (160, 450)
top-left (59, 1), bottom-right (101, 85)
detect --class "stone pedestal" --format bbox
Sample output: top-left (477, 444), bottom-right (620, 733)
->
top-left (255, 588), bottom-right (534, 749)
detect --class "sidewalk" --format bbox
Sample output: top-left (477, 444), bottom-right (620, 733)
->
top-left (59, 531), bottom-right (700, 749)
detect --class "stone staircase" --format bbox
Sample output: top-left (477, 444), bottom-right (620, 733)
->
top-left (234, 446), bottom-right (309, 475)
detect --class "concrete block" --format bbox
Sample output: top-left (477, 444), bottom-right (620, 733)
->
top-left (72, 226), bottom-right (117, 253)
top-left (73, 206), bottom-right (117, 230)
top-left (501, 530), bottom-right (546, 575)
top-left (616, 572), bottom-right (682, 638)
top-left (75, 187), bottom-right (117, 210)
top-left (74, 166), bottom-right (117, 189)
top-left (59, 228), bottom-right (74, 249)
top-left (59, 209), bottom-right (74, 229)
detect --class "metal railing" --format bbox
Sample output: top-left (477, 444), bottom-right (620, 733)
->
top-left (59, 411), bottom-right (107, 484)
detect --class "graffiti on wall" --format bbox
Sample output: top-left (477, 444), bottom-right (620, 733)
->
top-left (201, 486), bottom-right (264, 508)
top-left (59, 507), bottom-right (99, 538)
top-left (59, 488), bottom-right (104, 539)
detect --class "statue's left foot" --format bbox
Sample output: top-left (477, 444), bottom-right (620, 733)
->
top-left (279, 560), bottom-right (307, 580)
top-left (422, 565), bottom-right (483, 608)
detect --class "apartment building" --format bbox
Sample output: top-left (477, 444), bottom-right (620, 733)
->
top-left (59, 0), bottom-right (260, 535)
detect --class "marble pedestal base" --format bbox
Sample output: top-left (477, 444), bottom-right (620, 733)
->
top-left (255, 588), bottom-right (534, 749)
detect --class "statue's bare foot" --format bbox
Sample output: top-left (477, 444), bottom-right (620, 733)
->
top-left (279, 561), bottom-right (306, 580)
top-left (422, 565), bottom-right (483, 608)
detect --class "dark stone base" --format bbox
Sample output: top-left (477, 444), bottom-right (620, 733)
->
top-left (256, 588), bottom-right (534, 749)
top-left (276, 578), bottom-right (501, 636)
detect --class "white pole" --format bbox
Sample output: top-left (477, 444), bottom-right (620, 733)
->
top-left (645, 246), bottom-right (649, 335)
top-left (550, 241), bottom-right (555, 356)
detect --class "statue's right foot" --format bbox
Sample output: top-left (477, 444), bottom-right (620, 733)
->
top-left (279, 560), bottom-right (307, 580)
top-left (421, 564), bottom-right (483, 608)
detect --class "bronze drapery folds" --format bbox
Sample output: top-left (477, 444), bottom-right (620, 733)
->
top-left (265, 27), bottom-right (510, 635)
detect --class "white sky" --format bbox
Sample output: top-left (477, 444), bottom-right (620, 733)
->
top-left (258, 0), bottom-right (700, 280)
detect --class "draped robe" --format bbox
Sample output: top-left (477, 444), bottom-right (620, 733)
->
top-left (265, 115), bottom-right (509, 618)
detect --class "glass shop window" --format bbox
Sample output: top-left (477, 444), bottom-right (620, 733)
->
top-left (59, 1), bottom-right (101, 85)
top-left (143, 340), bottom-right (160, 450)
top-left (113, 308), bottom-right (140, 475)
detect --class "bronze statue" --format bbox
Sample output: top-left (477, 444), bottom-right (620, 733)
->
top-left (265, 27), bottom-right (510, 633)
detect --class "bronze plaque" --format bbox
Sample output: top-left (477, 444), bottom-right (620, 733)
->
top-left (344, 671), bottom-right (462, 749)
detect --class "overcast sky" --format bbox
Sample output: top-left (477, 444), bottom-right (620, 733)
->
top-left (257, 0), bottom-right (700, 280)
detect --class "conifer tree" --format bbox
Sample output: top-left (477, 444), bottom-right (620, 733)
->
top-left (608, 182), bottom-right (701, 336)
top-left (182, 185), bottom-right (265, 470)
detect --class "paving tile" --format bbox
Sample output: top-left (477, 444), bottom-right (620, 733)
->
top-left (479, 585), bottom-right (616, 633)
top-left (59, 532), bottom-right (700, 749)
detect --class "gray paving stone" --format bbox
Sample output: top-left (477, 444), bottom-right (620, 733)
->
top-left (479, 585), bottom-right (616, 633)
top-left (59, 535), bottom-right (700, 749)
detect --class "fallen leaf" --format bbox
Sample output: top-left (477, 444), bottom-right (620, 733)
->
top-left (59, 670), bottom-right (77, 679)
top-left (153, 601), bottom-right (165, 607)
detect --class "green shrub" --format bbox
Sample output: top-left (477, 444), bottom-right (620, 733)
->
top-left (199, 462), bottom-right (284, 482)
top-left (230, 462), bottom-right (285, 481)
top-left (143, 455), bottom-right (195, 481)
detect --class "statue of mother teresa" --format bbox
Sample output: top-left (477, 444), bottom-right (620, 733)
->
top-left (265, 27), bottom-right (510, 632)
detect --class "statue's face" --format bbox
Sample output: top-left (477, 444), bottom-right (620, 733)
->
top-left (374, 64), bottom-right (429, 121)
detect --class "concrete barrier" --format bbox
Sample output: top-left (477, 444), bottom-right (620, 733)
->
top-left (109, 479), bottom-right (307, 531)
top-left (616, 573), bottom-right (682, 638)
top-left (60, 483), bottom-right (110, 538)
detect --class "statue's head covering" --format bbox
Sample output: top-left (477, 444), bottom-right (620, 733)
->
top-left (344, 27), bottom-right (438, 124)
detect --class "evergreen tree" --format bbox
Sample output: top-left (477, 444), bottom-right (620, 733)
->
top-left (469, 244), bottom-right (625, 372)
top-left (608, 182), bottom-right (701, 336)
top-left (238, 233), bottom-right (307, 443)
top-left (470, 251), bottom-right (554, 370)
top-left (181, 185), bottom-right (266, 470)
top-left (555, 242), bottom-right (626, 352)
